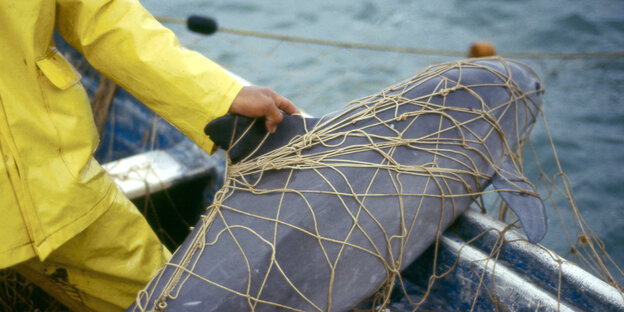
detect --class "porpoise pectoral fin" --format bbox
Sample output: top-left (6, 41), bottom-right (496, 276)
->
top-left (492, 157), bottom-right (547, 243)
top-left (204, 114), bottom-right (265, 162)
top-left (205, 114), bottom-right (318, 163)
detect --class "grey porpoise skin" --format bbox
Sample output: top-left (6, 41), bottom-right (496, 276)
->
top-left (128, 58), bottom-right (546, 312)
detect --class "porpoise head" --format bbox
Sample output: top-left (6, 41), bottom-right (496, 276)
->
top-left (477, 59), bottom-right (545, 139)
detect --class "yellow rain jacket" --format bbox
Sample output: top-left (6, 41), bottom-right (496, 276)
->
top-left (0, 0), bottom-right (243, 268)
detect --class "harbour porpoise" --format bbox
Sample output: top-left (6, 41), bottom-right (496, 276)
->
top-left (128, 57), bottom-right (546, 312)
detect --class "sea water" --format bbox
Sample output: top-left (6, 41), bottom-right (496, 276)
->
top-left (145, 0), bottom-right (624, 291)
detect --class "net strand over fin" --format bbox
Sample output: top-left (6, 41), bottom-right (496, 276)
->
top-left (129, 57), bottom-right (622, 312)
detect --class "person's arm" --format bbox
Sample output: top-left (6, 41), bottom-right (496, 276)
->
top-left (55, 0), bottom-right (296, 152)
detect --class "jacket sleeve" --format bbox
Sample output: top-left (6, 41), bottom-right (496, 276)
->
top-left (55, 0), bottom-right (243, 154)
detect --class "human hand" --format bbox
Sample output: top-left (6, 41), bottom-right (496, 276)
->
top-left (229, 86), bottom-right (300, 133)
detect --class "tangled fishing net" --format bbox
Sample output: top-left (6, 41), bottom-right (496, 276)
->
top-left (125, 57), bottom-right (623, 311)
top-left (1, 55), bottom-right (621, 311)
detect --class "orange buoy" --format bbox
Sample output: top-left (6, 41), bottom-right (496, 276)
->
top-left (469, 41), bottom-right (496, 58)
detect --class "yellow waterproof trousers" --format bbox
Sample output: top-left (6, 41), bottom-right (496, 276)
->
top-left (15, 190), bottom-right (171, 312)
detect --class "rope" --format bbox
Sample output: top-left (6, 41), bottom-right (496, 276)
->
top-left (130, 57), bottom-right (623, 311)
top-left (157, 16), bottom-right (624, 60)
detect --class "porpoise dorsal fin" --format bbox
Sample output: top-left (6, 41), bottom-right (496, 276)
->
top-left (204, 114), bottom-right (317, 163)
top-left (492, 157), bottom-right (548, 243)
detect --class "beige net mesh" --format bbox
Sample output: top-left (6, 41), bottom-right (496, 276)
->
top-left (129, 57), bottom-right (622, 311)
top-left (0, 52), bottom-right (621, 311)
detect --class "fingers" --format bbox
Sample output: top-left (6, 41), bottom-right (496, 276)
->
top-left (228, 86), bottom-right (299, 133)
top-left (264, 90), bottom-right (298, 133)
top-left (264, 97), bottom-right (283, 134)
top-left (272, 92), bottom-right (299, 115)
